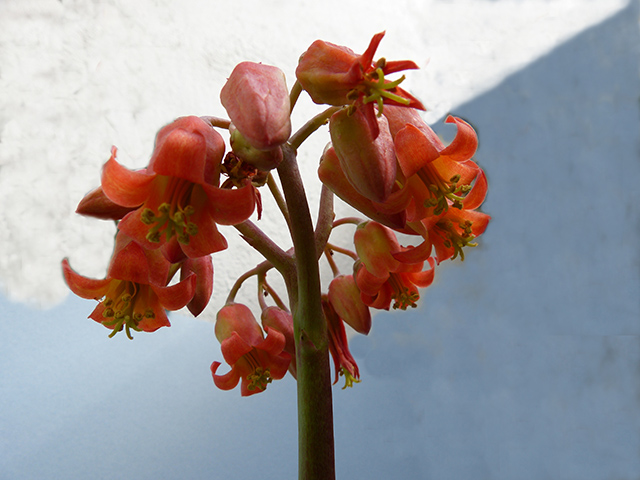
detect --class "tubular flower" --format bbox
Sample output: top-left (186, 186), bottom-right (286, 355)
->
top-left (101, 116), bottom-right (257, 259)
top-left (354, 221), bottom-right (436, 310)
top-left (321, 296), bottom-right (360, 389)
top-left (62, 233), bottom-right (196, 339)
top-left (329, 106), bottom-right (397, 203)
top-left (318, 145), bottom-right (406, 230)
top-left (296, 31), bottom-right (424, 116)
top-left (220, 62), bottom-right (291, 152)
top-left (211, 303), bottom-right (291, 396)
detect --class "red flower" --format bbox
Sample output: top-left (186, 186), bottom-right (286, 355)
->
top-left (383, 109), bottom-right (490, 262)
top-left (62, 233), bottom-right (196, 338)
top-left (354, 221), bottom-right (435, 310)
top-left (211, 303), bottom-right (291, 396)
top-left (101, 116), bottom-right (257, 259)
top-left (296, 31), bottom-right (424, 114)
top-left (321, 296), bottom-right (360, 389)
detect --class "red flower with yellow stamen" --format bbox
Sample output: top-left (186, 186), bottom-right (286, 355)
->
top-left (101, 116), bottom-right (257, 259)
top-left (62, 233), bottom-right (197, 339)
top-left (296, 31), bottom-right (424, 128)
top-left (354, 221), bottom-right (435, 310)
top-left (211, 303), bottom-right (291, 396)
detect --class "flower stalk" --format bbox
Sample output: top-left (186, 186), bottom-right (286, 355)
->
top-left (278, 144), bottom-right (335, 480)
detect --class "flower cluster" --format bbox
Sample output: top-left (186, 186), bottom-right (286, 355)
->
top-left (64, 115), bottom-right (260, 337)
top-left (63, 32), bottom-right (489, 397)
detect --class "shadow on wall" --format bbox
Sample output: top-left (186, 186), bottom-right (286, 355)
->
top-left (341, 2), bottom-right (640, 479)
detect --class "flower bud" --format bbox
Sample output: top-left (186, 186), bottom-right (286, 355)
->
top-left (220, 62), bottom-right (291, 151)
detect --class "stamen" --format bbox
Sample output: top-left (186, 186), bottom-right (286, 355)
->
top-left (141, 177), bottom-right (199, 245)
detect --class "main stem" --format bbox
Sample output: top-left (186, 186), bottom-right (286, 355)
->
top-left (277, 145), bottom-right (335, 480)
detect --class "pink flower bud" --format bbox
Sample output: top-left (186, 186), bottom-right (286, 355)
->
top-left (220, 62), bottom-right (291, 151)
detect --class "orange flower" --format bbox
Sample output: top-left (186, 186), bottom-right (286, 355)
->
top-left (354, 221), bottom-right (435, 310)
top-left (101, 116), bottom-right (256, 259)
top-left (211, 303), bottom-right (291, 396)
top-left (296, 31), bottom-right (424, 114)
top-left (62, 233), bottom-right (196, 338)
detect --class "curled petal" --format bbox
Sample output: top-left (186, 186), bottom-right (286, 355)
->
top-left (101, 147), bottom-right (155, 207)
top-left (151, 273), bottom-right (196, 311)
top-left (411, 258), bottom-right (436, 288)
top-left (211, 361), bottom-right (241, 391)
top-left (440, 116), bottom-right (478, 161)
top-left (203, 183), bottom-right (256, 226)
top-left (62, 259), bottom-right (111, 299)
top-left (462, 169), bottom-right (488, 210)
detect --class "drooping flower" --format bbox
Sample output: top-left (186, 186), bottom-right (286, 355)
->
top-left (321, 296), bottom-right (360, 389)
top-left (296, 31), bottom-right (424, 115)
top-left (329, 106), bottom-right (397, 203)
top-left (393, 114), bottom-right (484, 219)
top-left (211, 303), bottom-right (291, 396)
top-left (382, 110), bottom-right (490, 262)
top-left (354, 221), bottom-right (436, 310)
top-left (101, 116), bottom-right (257, 259)
top-left (220, 62), bottom-right (291, 152)
top-left (62, 233), bottom-right (196, 338)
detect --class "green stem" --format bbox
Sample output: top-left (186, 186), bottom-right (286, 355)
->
top-left (288, 106), bottom-right (342, 151)
top-left (277, 145), bottom-right (335, 480)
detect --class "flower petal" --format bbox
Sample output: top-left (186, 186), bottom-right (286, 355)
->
top-left (203, 183), bottom-right (256, 226)
top-left (440, 116), bottom-right (478, 161)
top-left (395, 124), bottom-right (441, 178)
top-left (101, 147), bottom-right (155, 207)
top-left (62, 259), bottom-right (111, 299)
top-left (151, 273), bottom-right (196, 311)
